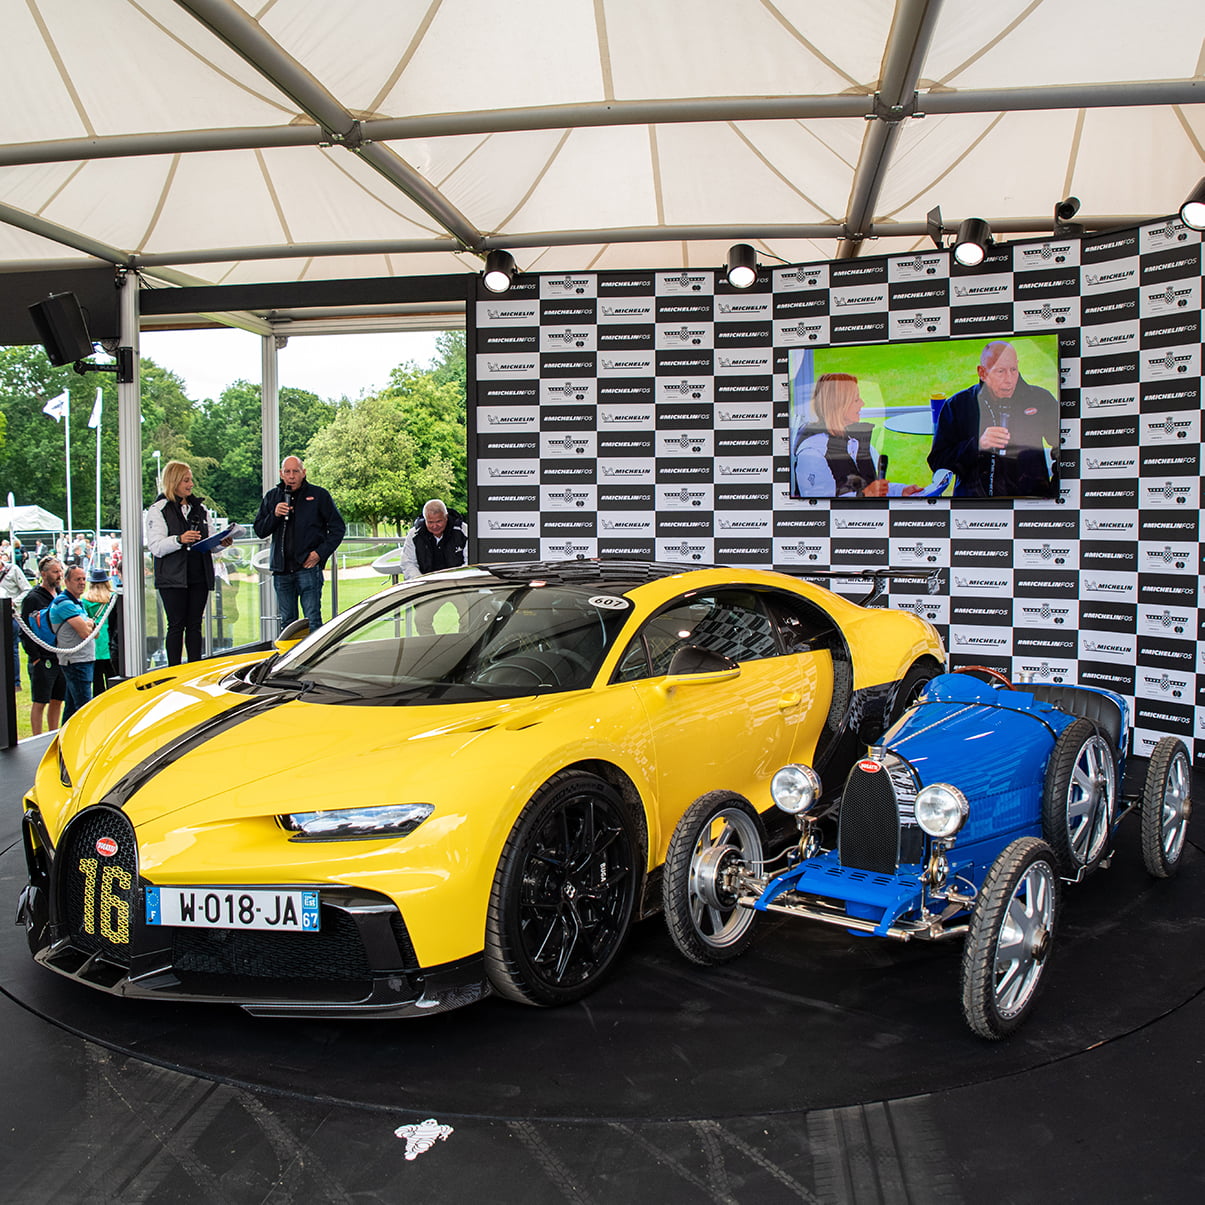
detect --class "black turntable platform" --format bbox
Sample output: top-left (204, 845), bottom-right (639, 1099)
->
top-left (2, 734), bottom-right (1202, 1203)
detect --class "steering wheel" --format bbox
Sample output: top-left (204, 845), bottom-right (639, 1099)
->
top-left (472, 654), bottom-right (558, 688)
top-left (953, 665), bottom-right (1016, 690)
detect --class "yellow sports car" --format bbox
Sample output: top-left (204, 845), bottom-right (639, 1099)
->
top-left (19, 560), bottom-right (945, 1018)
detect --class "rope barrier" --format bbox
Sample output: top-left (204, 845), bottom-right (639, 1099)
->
top-left (12, 595), bottom-right (119, 657)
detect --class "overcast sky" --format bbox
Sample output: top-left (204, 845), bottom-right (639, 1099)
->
top-left (140, 328), bottom-right (443, 405)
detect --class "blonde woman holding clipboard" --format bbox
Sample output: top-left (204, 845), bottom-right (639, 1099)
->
top-left (145, 460), bottom-right (232, 665)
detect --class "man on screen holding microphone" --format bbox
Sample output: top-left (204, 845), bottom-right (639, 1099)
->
top-left (928, 340), bottom-right (1059, 498)
top-left (254, 455), bottom-right (346, 633)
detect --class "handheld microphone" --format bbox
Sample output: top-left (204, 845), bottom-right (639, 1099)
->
top-left (877, 454), bottom-right (888, 480)
top-left (997, 410), bottom-right (1010, 457)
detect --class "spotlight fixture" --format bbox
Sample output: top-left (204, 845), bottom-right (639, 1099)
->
top-left (481, 249), bottom-right (517, 293)
top-left (1180, 177), bottom-right (1205, 231)
top-left (725, 243), bottom-right (758, 289)
top-left (951, 218), bottom-right (993, 268)
top-left (1053, 196), bottom-right (1082, 238)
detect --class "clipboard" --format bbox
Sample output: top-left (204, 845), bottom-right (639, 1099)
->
top-left (188, 525), bottom-right (240, 554)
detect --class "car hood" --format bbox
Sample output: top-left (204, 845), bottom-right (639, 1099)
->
top-left (54, 666), bottom-right (580, 833)
top-left (886, 695), bottom-right (1059, 794)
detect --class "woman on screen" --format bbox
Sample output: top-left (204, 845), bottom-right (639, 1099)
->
top-left (144, 460), bottom-right (231, 665)
top-left (792, 373), bottom-right (920, 498)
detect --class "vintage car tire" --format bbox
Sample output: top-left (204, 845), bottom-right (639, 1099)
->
top-left (1041, 718), bottom-right (1116, 877)
top-left (484, 771), bottom-right (641, 1006)
top-left (663, 793), bottom-right (765, 965)
top-left (1140, 737), bottom-right (1192, 880)
top-left (960, 837), bottom-right (1059, 1040)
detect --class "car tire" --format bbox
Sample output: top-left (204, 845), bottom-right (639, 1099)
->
top-left (886, 660), bottom-right (939, 729)
top-left (1041, 718), bottom-right (1116, 877)
top-left (484, 771), bottom-right (640, 1006)
top-left (663, 793), bottom-right (764, 965)
top-left (960, 837), bottom-right (1059, 1040)
top-left (1140, 737), bottom-right (1192, 880)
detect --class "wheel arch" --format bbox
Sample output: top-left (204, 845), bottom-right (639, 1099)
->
top-left (555, 757), bottom-right (651, 874)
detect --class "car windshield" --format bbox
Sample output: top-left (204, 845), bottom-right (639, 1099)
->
top-left (265, 578), bottom-right (633, 703)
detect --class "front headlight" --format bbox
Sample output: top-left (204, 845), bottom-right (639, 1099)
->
top-left (280, 803), bottom-right (434, 840)
top-left (771, 764), bottom-right (822, 815)
top-left (914, 784), bottom-right (969, 839)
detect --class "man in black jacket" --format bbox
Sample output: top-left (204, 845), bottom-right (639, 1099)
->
top-left (400, 499), bottom-right (469, 580)
top-left (927, 340), bottom-right (1059, 498)
top-left (253, 456), bottom-right (346, 632)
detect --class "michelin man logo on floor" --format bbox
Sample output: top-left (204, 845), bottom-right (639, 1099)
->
top-left (395, 1118), bottom-right (454, 1161)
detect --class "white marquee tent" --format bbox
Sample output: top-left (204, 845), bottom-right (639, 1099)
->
top-left (0, 0), bottom-right (1202, 331)
top-left (0, 504), bottom-right (64, 533)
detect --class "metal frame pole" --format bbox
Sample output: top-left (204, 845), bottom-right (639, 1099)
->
top-left (117, 273), bottom-right (145, 673)
top-left (260, 332), bottom-right (281, 640)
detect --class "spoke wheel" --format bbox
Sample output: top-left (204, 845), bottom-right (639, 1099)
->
top-left (1042, 718), bottom-right (1116, 876)
top-left (961, 838), bottom-right (1059, 1040)
top-left (664, 793), bottom-right (764, 965)
top-left (485, 772), bottom-right (640, 1006)
top-left (1141, 737), bottom-right (1192, 879)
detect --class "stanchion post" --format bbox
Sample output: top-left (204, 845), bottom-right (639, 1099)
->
top-left (0, 601), bottom-right (18, 749)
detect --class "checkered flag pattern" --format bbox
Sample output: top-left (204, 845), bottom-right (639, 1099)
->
top-left (469, 217), bottom-right (1204, 764)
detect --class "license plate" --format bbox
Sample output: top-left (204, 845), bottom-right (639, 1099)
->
top-left (145, 886), bottom-right (321, 932)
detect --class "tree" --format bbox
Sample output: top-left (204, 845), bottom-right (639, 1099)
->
top-left (304, 395), bottom-right (453, 534)
top-left (0, 346), bottom-right (209, 531)
top-left (191, 381), bottom-right (335, 520)
top-left (429, 330), bottom-right (466, 391)
top-left (385, 338), bottom-right (468, 514)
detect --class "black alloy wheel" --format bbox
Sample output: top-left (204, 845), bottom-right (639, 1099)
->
top-left (485, 771), bottom-right (640, 1006)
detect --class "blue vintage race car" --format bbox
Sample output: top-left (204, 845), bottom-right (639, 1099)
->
top-left (662, 667), bottom-right (1193, 1039)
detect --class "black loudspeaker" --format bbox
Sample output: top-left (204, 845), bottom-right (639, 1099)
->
top-left (28, 292), bottom-right (94, 366)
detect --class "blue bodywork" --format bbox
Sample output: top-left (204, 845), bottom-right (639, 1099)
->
top-left (753, 673), bottom-right (1131, 938)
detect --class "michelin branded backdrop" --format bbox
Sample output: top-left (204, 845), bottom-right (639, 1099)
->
top-left (469, 215), bottom-right (1204, 765)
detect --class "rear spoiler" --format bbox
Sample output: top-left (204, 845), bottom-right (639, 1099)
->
top-left (788, 566), bottom-right (943, 607)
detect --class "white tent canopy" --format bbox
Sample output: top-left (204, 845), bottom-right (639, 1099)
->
top-left (0, 504), bottom-right (64, 533)
top-left (0, 0), bottom-right (1202, 332)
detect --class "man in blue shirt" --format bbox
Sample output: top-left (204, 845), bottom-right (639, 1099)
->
top-left (49, 564), bottom-right (97, 721)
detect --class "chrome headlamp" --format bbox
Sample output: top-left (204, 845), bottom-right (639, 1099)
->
top-left (771, 764), bottom-right (822, 816)
top-left (914, 784), bottom-right (969, 839)
top-left (280, 803), bottom-right (434, 840)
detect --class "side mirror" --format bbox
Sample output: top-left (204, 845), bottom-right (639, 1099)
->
top-left (274, 617), bottom-right (310, 651)
top-left (664, 645), bottom-right (740, 686)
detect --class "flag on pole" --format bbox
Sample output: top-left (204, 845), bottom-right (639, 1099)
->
top-left (88, 387), bottom-right (103, 429)
top-left (42, 391), bottom-right (69, 421)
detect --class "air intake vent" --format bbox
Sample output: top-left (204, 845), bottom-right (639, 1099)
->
top-left (58, 807), bottom-right (138, 964)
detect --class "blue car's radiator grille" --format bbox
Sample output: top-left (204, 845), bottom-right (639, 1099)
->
top-left (838, 760), bottom-right (900, 873)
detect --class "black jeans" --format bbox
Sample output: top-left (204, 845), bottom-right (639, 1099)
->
top-left (159, 585), bottom-right (209, 665)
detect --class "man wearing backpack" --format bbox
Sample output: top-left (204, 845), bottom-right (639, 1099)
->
top-left (21, 556), bottom-right (65, 734)
top-left (50, 564), bottom-right (98, 721)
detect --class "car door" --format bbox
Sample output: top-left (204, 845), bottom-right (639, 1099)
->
top-left (613, 587), bottom-right (833, 860)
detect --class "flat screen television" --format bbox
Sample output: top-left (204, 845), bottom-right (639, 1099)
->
top-left (788, 333), bottom-right (1061, 500)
